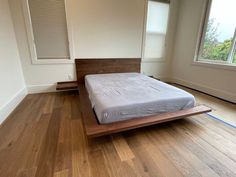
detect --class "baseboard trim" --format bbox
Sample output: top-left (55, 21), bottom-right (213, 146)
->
top-left (0, 87), bottom-right (28, 124)
top-left (172, 78), bottom-right (236, 104)
top-left (27, 84), bottom-right (57, 94)
top-left (158, 76), bottom-right (172, 83)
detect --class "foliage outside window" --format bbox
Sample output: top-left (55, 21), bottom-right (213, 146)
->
top-left (198, 0), bottom-right (236, 64)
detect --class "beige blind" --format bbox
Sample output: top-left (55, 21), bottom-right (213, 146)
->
top-left (144, 1), bottom-right (170, 59)
top-left (28, 0), bottom-right (70, 59)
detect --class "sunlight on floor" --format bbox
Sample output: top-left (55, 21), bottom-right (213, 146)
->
top-left (174, 84), bottom-right (236, 127)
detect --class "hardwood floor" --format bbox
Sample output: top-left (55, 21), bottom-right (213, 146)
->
top-left (174, 84), bottom-right (236, 126)
top-left (0, 91), bottom-right (235, 177)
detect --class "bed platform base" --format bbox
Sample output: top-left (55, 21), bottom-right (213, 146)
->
top-left (79, 84), bottom-right (211, 138)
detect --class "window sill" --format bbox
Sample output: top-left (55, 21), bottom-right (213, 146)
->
top-left (32, 59), bottom-right (74, 65)
top-left (142, 57), bottom-right (165, 63)
top-left (192, 60), bottom-right (236, 71)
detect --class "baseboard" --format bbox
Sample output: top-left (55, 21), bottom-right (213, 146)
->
top-left (0, 87), bottom-right (28, 124)
top-left (158, 76), bottom-right (172, 83)
top-left (27, 84), bottom-right (56, 94)
top-left (172, 78), bottom-right (236, 103)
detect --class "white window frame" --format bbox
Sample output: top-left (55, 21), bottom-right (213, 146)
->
top-left (22, 0), bottom-right (74, 64)
top-left (194, 0), bottom-right (236, 69)
top-left (142, 0), bottom-right (171, 63)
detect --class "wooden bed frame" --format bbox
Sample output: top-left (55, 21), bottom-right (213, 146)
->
top-left (75, 58), bottom-right (211, 138)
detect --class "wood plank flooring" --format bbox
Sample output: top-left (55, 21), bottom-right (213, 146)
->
top-left (174, 84), bottom-right (236, 126)
top-left (0, 91), bottom-right (235, 177)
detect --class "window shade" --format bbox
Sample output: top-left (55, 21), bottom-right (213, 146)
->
top-left (144, 1), bottom-right (170, 59)
top-left (28, 0), bottom-right (70, 59)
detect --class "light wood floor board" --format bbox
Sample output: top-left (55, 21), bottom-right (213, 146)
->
top-left (174, 84), bottom-right (236, 126)
top-left (111, 134), bottom-right (135, 162)
top-left (0, 91), bottom-right (235, 177)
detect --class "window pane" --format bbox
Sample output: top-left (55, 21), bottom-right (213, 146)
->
top-left (143, 1), bottom-right (169, 60)
top-left (28, 0), bottom-right (70, 59)
top-left (199, 0), bottom-right (236, 62)
top-left (146, 1), bottom-right (169, 34)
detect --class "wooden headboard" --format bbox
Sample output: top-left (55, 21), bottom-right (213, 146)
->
top-left (75, 58), bottom-right (141, 83)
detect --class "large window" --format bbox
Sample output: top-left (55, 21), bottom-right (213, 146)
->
top-left (198, 0), bottom-right (236, 65)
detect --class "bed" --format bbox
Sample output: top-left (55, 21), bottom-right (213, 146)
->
top-left (76, 58), bottom-right (211, 138)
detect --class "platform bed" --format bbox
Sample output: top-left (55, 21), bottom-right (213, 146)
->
top-left (75, 58), bottom-right (211, 138)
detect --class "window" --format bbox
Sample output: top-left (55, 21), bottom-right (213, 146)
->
top-left (197, 0), bottom-right (236, 65)
top-left (143, 0), bottom-right (170, 62)
top-left (22, 0), bottom-right (74, 64)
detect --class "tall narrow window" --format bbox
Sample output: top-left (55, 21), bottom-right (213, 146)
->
top-left (198, 0), bottom-right (236, 64)
top-left (23, 0), bottom-right (73, 64)
top-left (143, 0), bottom-right (170, 61)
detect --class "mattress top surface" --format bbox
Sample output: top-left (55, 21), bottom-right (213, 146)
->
top-left (85, 72), bottom-right (195, 108)
top-left (85, 73), bottom-right (196, 123)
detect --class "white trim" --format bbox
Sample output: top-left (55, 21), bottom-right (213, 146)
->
top-left (21, 0), bottom-right (75, 65)
top-left (172, 77), bottom-right (236, 104)
top-left (192, 60), bottom-right (236, 71)
top-left (163, 0), bottom-right (173, 61)
top-left (0, 87), bottom-right (28, 125)
top-left (27, 59), bottom-right (74, 65)
top-left (145, 31), bottom-right (166, 35)
top-left (227, 29), bottom-right (236, 63)
top-left (27, 84), bottom-right (57, 94)
top-left (22, 0), bottom-right (37, 64)
top-left (194, 0), bottom-right (211, 62)
top-left (193, 0), bottom-right (210, 62)
top-left (142, 57), bottom-right (165, 63)
top-left (194, 0), bottom-right (236, 66)
top-left (64, 0), bottom-right (75, 62)
top-left (141, 0), bottom-right (148, 61)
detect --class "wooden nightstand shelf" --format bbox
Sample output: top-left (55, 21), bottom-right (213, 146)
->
top-left (56, 81), bottom-right (78, 91)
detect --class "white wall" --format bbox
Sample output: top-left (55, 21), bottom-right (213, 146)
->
top-left (72, 0), bottom-right (145, 58)
top-left (0, 0), bottom-right (26, 123)
top-left (171, 0), bottom-right (236, 103)
top-left (10, 0), bottom-right (149, 93)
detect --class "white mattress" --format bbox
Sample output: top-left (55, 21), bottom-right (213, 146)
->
top-left (85, 73), bottom-right (196, 124)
